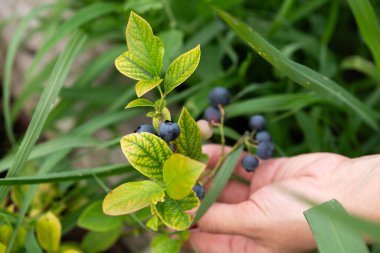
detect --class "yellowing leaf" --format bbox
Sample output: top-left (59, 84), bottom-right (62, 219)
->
top-left (176, 107), bottom-right (202, 160)
top-left (36, 212), bottom-right (61, 251)
top-left (125, 98), bottom-right (154, 109)
top-left (103, 180), bottom-right (165, 216)
top-left (153, 107), bottom-right (171, 131)
top-left (127, 11), bottom-right (164, 77)
top-left (120, 133), bottom-right (172, 180)
top-left (115, 51), bottom-right (153, 80)
top-left (135, 79), bottom-right (162, 97)
top-left (146, 215), bottom-right (159, 231)
top-left (163, 154), bottom-right (206, 200)
top-left (0, 243), bottom-right (6, 253)
top-left (153, 193), bottom-right (199, 231)
top-left (163, 45), bottom-right (201, 94)
top-left (78, 201), bottom-right (123, 232)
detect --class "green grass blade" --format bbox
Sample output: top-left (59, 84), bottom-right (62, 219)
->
top-left (304, 200), bottom-right (369, 253)
top-left (193, 146), bottom-right (243, 224)
top-left (2, 3), bottom-right (59, 145)
top-left (27, 2), bottom-right (118, 77)
top-left (214, 7), bottom-right (379, 130)
top-left (0, 164), bottom-right (133, 186)
top-left (0, 32), bottom-right (87, 202)
top-left (0, 136), bottom-right (100, 172)
top-left (226, 93), bottom-right (322, 118)
top-left (346, 0), bottom-right (380, 72)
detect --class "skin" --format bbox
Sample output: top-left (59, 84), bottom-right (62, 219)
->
top-left (189, 144), bottom-right (380, 253)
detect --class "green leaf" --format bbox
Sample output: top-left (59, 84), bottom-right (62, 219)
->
top-left (346, 0), bottom-right (380, 72)
top-left (193, 146), bottom-right (244, 223)
top-left (146, 216), bottom-right (159, 231)
top-left (103, 180), bottom-right (165, 216)
top-left (164, 45), bottom-right (201, 94)
top-left (25, 230), bottom-right (43, 253)
top-left (125, 98), bottom-right (154, 109)
top-left (153, 192), bottom-right (199, 231)
top-left (78, 201), bottom-right (123, 232)
top-left (35, 212), bottom-right (61, 251)
top-left (176, 107), bottom-right (202, 160)
top-left (163, 154), bottom-right (205, 200)
top-left (151, 234), bottom-right (181, 253)
top-left (115, 51), bottom-right (153, 80)
top-left (126, 11), bottom-right (164, 77)
top-left (304, 199), bottom-right (369, 253)
top-left (81, 225), bottom-right (122, 253)
top-left (120, 133), bottom-right (172, 180)
top-left (135, 78), bottom-right (162, 97)
top-left (0, 243), bottom-right (5, 253)
top-left (214, 7), bottom-right (379, 131)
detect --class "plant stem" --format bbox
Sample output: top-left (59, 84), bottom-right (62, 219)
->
top-left (218, 105), bottom-right (226, 157)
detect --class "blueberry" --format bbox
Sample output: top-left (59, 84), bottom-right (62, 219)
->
top-left (249, 115), bottom-right (266, 131)
top-left (257, 141), bottom-right (274, 160)
top-left (169, 143), bottom-right (176, 152)
top-left (134, 124), bottom-right (156, 134)
top-left (197, 120), bottom-right (213, 140)
top-left (158, 121), bottom-right (180, 142)
top-left (208, 87), bottom-right (231, 107)
top-left (241, 155), bottom-right (259, 172)
top-left (204, 106), bottom-right (221, 123)
top-left (193, 183), bottom-right (205, 199)
top-left (255, 131), bottom-right (272, 142)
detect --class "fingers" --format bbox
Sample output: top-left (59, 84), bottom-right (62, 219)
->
top-left (189, 231), bottom-right (263, 253)
top-left (197, 201), bottom-right (264, 237)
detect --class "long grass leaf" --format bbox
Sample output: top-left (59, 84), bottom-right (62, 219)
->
top-left (193, 146), bottom-right (243, 223)
top-left (346, 0), bottom-right (380, 72)
top-left (214, 8), bottom-right (379, 130)
top-left (27, 2), bottom-right (118, 77)
top-left (0, 32), bottom-right (87, 202)
top-left (0, 164), bottom-right (132, 186)
top-left (304, 200), bottom-right (369, 253)
top-left (2, 3), bottom-right (59, 145)
top-left (0, 137), bottom-right (100, 172)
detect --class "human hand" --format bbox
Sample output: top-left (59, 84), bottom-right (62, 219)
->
top-left (189, 144), bottom-right (380, 253)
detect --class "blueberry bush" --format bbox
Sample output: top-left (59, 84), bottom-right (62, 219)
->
top-left (0, 0), bottom-right (380, 252)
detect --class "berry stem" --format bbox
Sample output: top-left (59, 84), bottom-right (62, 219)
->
top-left (218, 104), bottom-right (226, 157)
top-left (202, 133), bottom-right (246, 185)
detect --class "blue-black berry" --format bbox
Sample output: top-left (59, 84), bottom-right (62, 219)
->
top-left (242, 155), bottom-right (259, 172)
top-left (169, 143), bottom-right (176, 152)
top-left (158, 121), bottom-right (181, 142)
top-left (249, 115), bottom-right (266, 131)
top-left (193, 183), bottom-right (205, 199)
top-left (204, 106), bottom-right (221, 123)
top-left (255, 131), bottom-right (272, 142)
top-left (134, 124), bottom-right (156, 135)
top-left (257, 141), bottom-right (274, 160)
top-left (208, 87), bottom-right (231, 107)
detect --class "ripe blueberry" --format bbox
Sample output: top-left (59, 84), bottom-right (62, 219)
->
top-left (134, 124), bottom-right (156, 135)
top-left (255, 131), bottom-right (272, 142)
top-left (208, 87), bottom-right (231, 107)
top-left (249, 115), bottom-right (266, 131)
top-left (242, 155), bottom-right (259, 172)
top-left (193, 183), bottom-right (205, 199)
top-left (197, 120), bottom-right (213, 140)
top-left (204, 106), bottom-right (221, 123)
top-left (158, 121), bottom-right (180, 142)
top-left (257, 141), bottom-right (274, 160)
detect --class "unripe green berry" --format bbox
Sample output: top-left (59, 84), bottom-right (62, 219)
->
top-left (197, 120), bottom-right (213, 140)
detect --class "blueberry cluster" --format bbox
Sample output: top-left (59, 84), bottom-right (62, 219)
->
top-left (204, 87), bottom-right (230, 123)
top-left (242, 114), bottom-right (275, 173)
top-left (134, 121), bottom-right (181, 151)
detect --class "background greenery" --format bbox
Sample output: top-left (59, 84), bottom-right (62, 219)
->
top-left (1, 0), bottom-right (379, 252)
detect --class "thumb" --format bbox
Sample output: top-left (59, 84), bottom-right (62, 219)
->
top-left (197, 201), bottom-right (264, 237)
